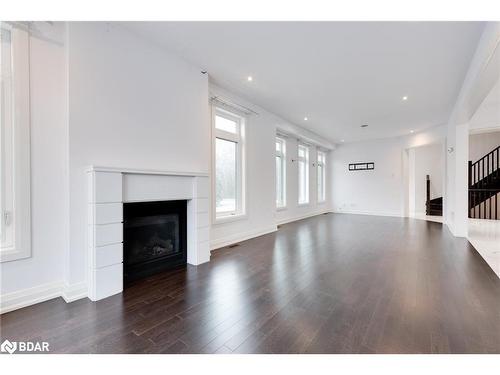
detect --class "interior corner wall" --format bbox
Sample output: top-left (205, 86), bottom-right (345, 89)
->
top-left (0, 28), bottom-right (68, 297)
top-left (454, 123), bottom-right (469, 237)
top-left (407, 148), bottom-right (416, 215)
top-left (274, 137), bottom-right (332, 225)
top-left (66, 23), bottom-right (210, 289)
top-left (445, 122), bottom-right (469, 237)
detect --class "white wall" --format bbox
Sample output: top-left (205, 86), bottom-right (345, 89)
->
top-left (1, 26), bottom-right (68, 296)
top-left (275, 138), bottom-right (332, 225)
top-left (332, 138), bottom-right (404, 216)
top-left (1, 22), bottom-right (337, 311)
top-left (331, 126), bottom-right (446, 217)
top-left (209, 84), bottom-right (333, 249)
top-left (444, 23), bottom-right (499, 237)
top-left (469, 79), bottom-right (500, 132)
top-left (66, 23), bottom-right (211, 288)
top-left (469, 131), bottom-right (500, 162)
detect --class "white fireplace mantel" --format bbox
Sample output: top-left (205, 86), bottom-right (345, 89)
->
top-left (87, 166), bottom-right (210, 301)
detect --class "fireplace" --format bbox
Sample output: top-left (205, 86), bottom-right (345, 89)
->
top-left (123, 200), bottom-right (187, 284)
top-left (88, 168), bottom-right (209, 301)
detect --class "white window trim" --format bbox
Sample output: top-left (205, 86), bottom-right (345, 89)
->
top-left (298, 143), bottom-right (310, 205)
top-left (275, 136), bottom-right (286, 210)
top-left (317, 150), bottom-right (326, 204)
top-left (212, 106), bottom-right (247, 225)
top-left (1, 25), bottom-right (31, 263)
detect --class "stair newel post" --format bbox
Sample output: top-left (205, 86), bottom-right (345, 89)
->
top-left (426, 175), bottom-right (430, 216)
top-left (468, 161), bottom-right (472, 188)
top-left (468, 161), bottom-right (472, 218)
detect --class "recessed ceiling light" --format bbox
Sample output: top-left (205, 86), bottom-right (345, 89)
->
top-left (361, 124), bottom-right (368, 128)
top-left (247, 76), bottom-right (253, 82)
top-left (304, 117), bottom-right (308, 121)
top-left (402, 96), bottom-right (408, 101)
top-left (341, 139), bottom-right (345, 142)
top-left (410, 130), bottom-right (414, 133)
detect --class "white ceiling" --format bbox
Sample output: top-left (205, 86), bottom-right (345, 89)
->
top-left (123, 22), bottom-right (485, 143)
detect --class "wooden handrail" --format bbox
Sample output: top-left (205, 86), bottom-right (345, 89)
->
top-left (468, 145), bottom-right (500, 220)
top-left (471, 145), bottom-right (500, 168)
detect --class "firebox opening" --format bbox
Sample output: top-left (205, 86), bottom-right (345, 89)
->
top-left (123, 200), bottom-right (187, 286)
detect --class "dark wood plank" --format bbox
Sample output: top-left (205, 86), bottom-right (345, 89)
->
top-left (1, 214), bottom-right (499, 353)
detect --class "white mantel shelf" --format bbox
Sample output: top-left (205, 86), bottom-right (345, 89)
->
top-left (87, 165), bottom-right (209, 177)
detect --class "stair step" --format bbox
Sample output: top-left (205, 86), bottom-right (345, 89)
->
top-left (428, 209), bottom-right (442, 216)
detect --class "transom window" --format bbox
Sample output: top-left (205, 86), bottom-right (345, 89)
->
top-left (275, 137), bottom-right (286, 208)
top-left (298, 144), bottom-right (309, 205)
top-left (317, 150), bottom-right (326, 203)
top-left (213, 107), bottom-right (245, 220)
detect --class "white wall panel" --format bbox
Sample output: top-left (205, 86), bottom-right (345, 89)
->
top-left (94, 223), bottom-right (123, 247)
top-left (95, 243), bottom-right (123, 269)
top-left (93, 203), bottom-right (123, 225)
top-left (123, 174), bottom-right (194, 202)
top-left (92, 172), bottom-right (122, 203)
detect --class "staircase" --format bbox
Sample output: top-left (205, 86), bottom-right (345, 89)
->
top-left (468, 145), bottom-right (500, 220)
top-left (425, 175), bottom-right (443, 216)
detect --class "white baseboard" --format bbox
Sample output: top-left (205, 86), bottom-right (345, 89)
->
top-left (1, 280), bottom-right (88, 314)
top-left (277, 210), bottom-right (331, 225)
top-left (210, 210), bottom-right (333, 250)
top-left (61, 282), bottom-right (88, 303)
top-left (332, 209), bottom-right (403, 218)
top-left (210, 226), bottom-right (277, 250)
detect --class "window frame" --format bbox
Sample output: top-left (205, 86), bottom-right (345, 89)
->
top-left (297, 143), bottom-right (310, 205)
top-left (317, 150), bottom-right (326, 203)
top-left (275, 136), bottom-right (286, 210)
top-left (1, 24), bottom-right (31, 263)
top-left (212, 106), bottom-right (246, 224)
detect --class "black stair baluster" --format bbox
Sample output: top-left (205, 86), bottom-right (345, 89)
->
top-left (470, 191), bottom-right (473, 218)
top-left (482, 159), bottom-right (485, 189)
top-left (473, 191), bottom-right (476, 218)
top-left (480, 191), bottom-right (482, 219)
top-left (469, 146), bottom-right (500, 221)
top-left (489, 191), bottom-right (492, 219)
top-left (487, 154), bottom-right (490, 186)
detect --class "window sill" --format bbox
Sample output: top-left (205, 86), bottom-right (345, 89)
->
top-left (317, 200), bottom-right (327, 205)
top-left (276, 206), bottom-right (287, 212)
top-left (214, 213), bottom-right (248, 225)
top-left (298, 202), bottom-right (310, 207)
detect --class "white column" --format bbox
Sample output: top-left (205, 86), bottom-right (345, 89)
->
top-left (88, 171), bottom-right (124, 301)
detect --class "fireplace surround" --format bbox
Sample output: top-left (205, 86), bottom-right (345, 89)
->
top-left (87, 167), bottom-right (210, 301)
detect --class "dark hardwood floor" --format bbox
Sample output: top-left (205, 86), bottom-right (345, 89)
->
top-left (1, 213), bottom-right (500, 354)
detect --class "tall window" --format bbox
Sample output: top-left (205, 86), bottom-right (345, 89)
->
top-left (317, 150), bottom-right (326, 203)
top-left (275, 137), bottom-right (286, 208)
top-left (298, 144), bottom-right (309, 205)
top-left (214, 107), bottom-right (245, 219)
top-left (1, 23), bottom-right (31, 262)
